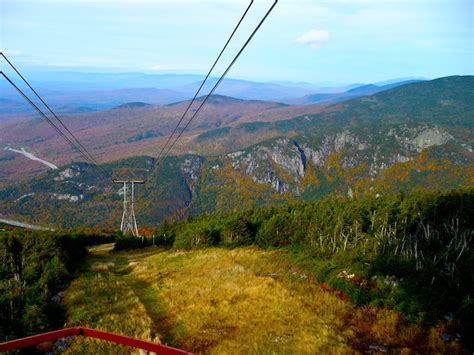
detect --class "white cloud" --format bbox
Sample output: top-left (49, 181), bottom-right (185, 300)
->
top-left (296, 29), bottom-right (330, 50)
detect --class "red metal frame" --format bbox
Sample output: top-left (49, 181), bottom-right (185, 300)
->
top-left (0, 327), bottom-right (191, 354)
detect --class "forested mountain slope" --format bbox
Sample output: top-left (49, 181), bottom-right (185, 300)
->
top-left (0, 76), bottom-right (472, 228)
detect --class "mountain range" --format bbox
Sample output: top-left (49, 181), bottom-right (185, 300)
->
top-left (0, 72), bottom-right (422, 114)
top-left (0, 75), bottom-right (472, 228)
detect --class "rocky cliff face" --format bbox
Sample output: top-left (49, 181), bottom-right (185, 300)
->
top-left (392, 125), bottom-right (454, 152)
top-left (2, 121), bottom-right (469, 228)
top-left (181, 156), bottom-right (204, 182)
top-left (214, 124), bottom-right (464, 195)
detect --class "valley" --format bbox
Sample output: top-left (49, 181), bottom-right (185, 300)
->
top-left (0, 75), bottom-right (427, 186)
top-left (1, 76), bottom-right (472, 228)
top-left (0, 95), bottom-right (307, 185)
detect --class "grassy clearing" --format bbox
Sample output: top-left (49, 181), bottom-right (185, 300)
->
top-left (63, 244), bottom-right (155, 354)
top-left (131, 247), bottom-right (354, 353)
top-left (63, 244), bottom-right (461, 353)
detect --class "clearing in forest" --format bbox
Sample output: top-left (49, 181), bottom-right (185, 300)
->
top-left (63, 244), bottom-right (455, 354)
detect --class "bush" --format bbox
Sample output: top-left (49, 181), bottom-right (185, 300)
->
top-left (114, 235), bottom-right (151, 250)
top-left (255, 208), bottom-right (307, 247)
top-left (174, 222), bottom-right (221, 249)
top-left (221, 216), bottom-right (253, 247)
top-left (155, 220), bottom-right (176, 247)
top-left (39, 256), bottom-right (70, 295)
top-left (0, 230), bottom-right (92, 341)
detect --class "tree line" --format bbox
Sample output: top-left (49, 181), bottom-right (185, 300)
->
top-left (118, 187), bottom-right (474, 346)
top-left (0, 230), bottom-right (113, 342)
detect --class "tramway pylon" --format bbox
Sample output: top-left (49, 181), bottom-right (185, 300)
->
top-left (113, 178), bottom-right (144, 236)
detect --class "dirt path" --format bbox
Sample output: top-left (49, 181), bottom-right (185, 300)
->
top-left (84, 245), bottom-right (179, 343)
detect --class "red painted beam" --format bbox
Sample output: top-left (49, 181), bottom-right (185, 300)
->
top-left (0, 327), bottom-right (191, 354)
top-left (0, 328), bottom-right (80, 352)
top-left (80, 327), bottom-right (190, 354)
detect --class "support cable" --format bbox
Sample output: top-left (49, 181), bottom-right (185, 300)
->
top-left (1, 53), bottom-right (109, 177)
top-left (153, 0), bottom-right (254, 167)
top-left (0, 71), bottom-right (108, 176)
top-left (155, 0), bottom-right (278, 170)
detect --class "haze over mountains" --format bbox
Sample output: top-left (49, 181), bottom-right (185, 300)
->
top-left (0, 72), bottom-right (424, 114)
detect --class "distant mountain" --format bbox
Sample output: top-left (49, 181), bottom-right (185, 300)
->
top-left (0, 87), bottom-right (189, 115)
top-left (0, 97), bottom-right (35, 115)
top-left (345, 84), bottom-right (378, 93)
top-left (1, 76), bottom-right (472, 227)
top-left (167, 94), bottom-right (245, 106)
top-left (347, 80), bottom-right (423, 94)
top-left (268, 80), bottom-right (362, 91)
top-left (1, 70), bottom-right (430, 113)
top-left (0, 71), bottom-right (362, 109)
top-left (182, 78), bottom-right (320, 101)
top-left (284, 79), bottom-right (424, 105)
top-left (56, 105), bottom-right (97, 114)
top-left (3, 72), bottom-right (206, 91)
top-left (167, 94), bottom-right (287, 108)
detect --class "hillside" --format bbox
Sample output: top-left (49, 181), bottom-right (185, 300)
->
top-left (0, 76), bottom-right (472, 228)
top-left (62, 243), bottom-right (465, 353)
top-left (284, 79), bottom-right (423, 105)
top-left (0, 95), bottom-right (290, 186)
top-left (3, 189), bottom-right (470, 352)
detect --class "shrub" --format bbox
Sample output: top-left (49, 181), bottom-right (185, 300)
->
top-left (0, 230), bottom-right (91, 340)
top-left (114, 235), bottom-right (151, 250)
top-left (155, 220), bottom-right (176, 247)
top-left (255, 212), bottom-right (300, 247)
top-left (221, 216), bottom-right (253, 247)
top-left (39, 256), bottom-right (70, 295)
top-left (174, 222), bottom-right (221, 249)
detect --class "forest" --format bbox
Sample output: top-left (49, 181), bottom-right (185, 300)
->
top-left (0, 229), bottom-right (113, 342)
top-left (1, 187), bottom-right (473, 350)
top-left (119, 187), bottom-right (474, 347)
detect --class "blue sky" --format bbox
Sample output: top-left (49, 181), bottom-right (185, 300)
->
top-left (0, 0), bottom-right (472, 84)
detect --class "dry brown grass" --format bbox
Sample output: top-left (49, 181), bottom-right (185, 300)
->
top-left (131, 247), bottom-right (353, 354)
top-left (62, 245), bottom-right (461, 354)
top-left (63, 244), bottom-right (156, 354)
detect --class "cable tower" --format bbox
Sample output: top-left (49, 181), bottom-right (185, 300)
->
top-left (113, 179), bottom-right (144, 236)
top-left (112, 168), bottom-right (145, 236)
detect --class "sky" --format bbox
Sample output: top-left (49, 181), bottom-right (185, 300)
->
top-left (0, 0), bottom-right (472, 84)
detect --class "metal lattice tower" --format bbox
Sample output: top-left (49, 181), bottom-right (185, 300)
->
top-left (113, 179), bottom-right (144, 237)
